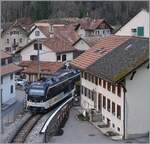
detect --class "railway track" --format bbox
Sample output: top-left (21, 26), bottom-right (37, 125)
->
top-left (11, 114), bottom-right (42, 143)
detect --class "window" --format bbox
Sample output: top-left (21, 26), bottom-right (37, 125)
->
top-left (117, 127), bottom-right (120, 132)
top-left (137, 26), bottom-right (144, 36)
top-left (10, 74), bottom-right (13, 80)
top-left (103, 96), bottom-right (106, 109)
top-left (30, 55), bottom-right (38, 61)
top-left (62, 54), bottom-right (66, 61)
top-left (107, 99), bottom-right (110, 112)
top-left (35, 31), bottom-right (40, 36)
top-left (112, 102), bottom-right (115, 115)
top-left (117, 85), bottom-right (121, 97)
top-left (95, 76), bottom-right (98, 85)
top-left (131, 28), bottom-right (137, 36)
top-left (20, 38), bottom-right (22, 43)
top-left (7, 39), bottom-right (9, 43)
top-left (84, 72), bottom-right (87, 80)
top-left (92, 75), bottom-right (94, 83)
top-left (8, 57), bottom-right (12, 64)
top-left (112, 123), bottom-right (115, 128)
top-left (91, 91), bottom-right (94, 101)
top-left (84, 87), bottom-right (87, 96)
top-left (1, 76), bottom-right (3, 84)
top-left (34, 43), bottom-right (42, 50)
top-left (1, 59), bottom-right (6, 66)
top-left (99, 78), bottom-right (102, 86)
top-left (57, 55), bottom-right (61, 61)
top-left (112, 85), bottom-right (116, 94)
top-left (10, 85), bottom-right (13, 93)
top-left (117, 105), bottom-right (121, 119)
top-left (107, 82), bottom-right (111, 91)
top-left (103, 80), bottom-right (106, 88)
top-left (81, 72), bottom-right (84, 78)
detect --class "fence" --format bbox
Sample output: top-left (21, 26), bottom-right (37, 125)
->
top-left (40, 96), bottom-right (73, 143)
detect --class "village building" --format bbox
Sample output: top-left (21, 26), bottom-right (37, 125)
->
top-left (1, 17), bottom-right (33, 53)
top-left (75, 17), bottom-right (113, 38)
top-left (0, 51), bottom-right (21, 105)
top-left (71, 35), bottom-right (149, 139)
top-left (15, 24), bottom-right (79, 63)
top-left (115, 9), bottom-right (149, 37)
top-left (19, 61), bottom-right (64, 82)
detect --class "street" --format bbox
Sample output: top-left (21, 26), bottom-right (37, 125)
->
top-left (2, 88), bottom-right (26, 127)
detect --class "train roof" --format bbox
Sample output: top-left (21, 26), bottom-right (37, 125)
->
top-left (30, 68), bottom-right (80, 89)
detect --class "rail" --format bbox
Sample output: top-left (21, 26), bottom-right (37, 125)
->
top-left (10, 114), bottom-right (42, 143)
top-left (40, 96), bottom-right (73, 142)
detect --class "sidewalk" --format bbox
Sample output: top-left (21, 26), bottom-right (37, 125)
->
top-left (74, 106), bottom-right (149, 143)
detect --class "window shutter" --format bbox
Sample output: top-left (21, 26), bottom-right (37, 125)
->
top-left (137, 27), bottom-right (144, 36)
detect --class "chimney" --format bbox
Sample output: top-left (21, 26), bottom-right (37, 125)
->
top-left (49, 24), bottom-right (54, 38)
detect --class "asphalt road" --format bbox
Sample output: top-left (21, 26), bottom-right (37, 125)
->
top-left (2, 89), bottom-right (26, 125)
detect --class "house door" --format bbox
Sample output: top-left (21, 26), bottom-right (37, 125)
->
top-left (98, 93), bottom-right (102, 112)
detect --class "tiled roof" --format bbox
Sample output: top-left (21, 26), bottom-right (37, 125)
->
top-left (43, 36), bottom-right (75, 53)
top-left (1, 63), bottom-right (22, 76)
top-left (77, 17), bottom-right (113, 30)
top-left (0, 51), bottom-right (11, 59)
top-left (71, 35), bottom-right (130, 69)
top-left (54, 24), bottom-right (80, 44)
top-left (87, 37), bottom-right (149, 82)
top-left (19, 61), bottom-right (64, 75)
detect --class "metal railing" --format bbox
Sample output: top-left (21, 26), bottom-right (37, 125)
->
top-left (40, 96), bottom-right (73, 143)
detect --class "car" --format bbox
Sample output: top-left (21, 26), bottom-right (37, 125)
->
top-left (15, 78), bottom-right (27, 87)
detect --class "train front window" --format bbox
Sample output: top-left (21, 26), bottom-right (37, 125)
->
top-left (29, 89), bottom-right (45, 96)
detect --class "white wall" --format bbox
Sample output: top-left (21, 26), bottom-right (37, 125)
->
top-left (29, 27), bottom-right (47, 40)
top-left (1, 73), bottom-right (15, 104)
top-left (81, 77), bottom-right (124, 135)
top-left (20, 43), bottom-right (57, 62)
top-left (74, 39), bottom-right (90, 51)
top-left (115, 10), bottom-right (149, 37)
top-left (125, 62), bottom-right (150, 138)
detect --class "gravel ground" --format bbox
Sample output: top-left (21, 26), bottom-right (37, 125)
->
top-left (25, 111), bottom-right (55, 143)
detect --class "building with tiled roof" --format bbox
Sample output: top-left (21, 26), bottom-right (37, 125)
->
top-left (1, 51), bottom-right (22, 105)
top-left (1, 18), bottom-right (33, 53)
top-left (71, 35), bottom-right (149, 139)
top-left (75, 17), bottom-right (113, 38)
top-left (115, 9), bottom-right (149, 37)
top-left (19, 61), bottom-right (64, 82)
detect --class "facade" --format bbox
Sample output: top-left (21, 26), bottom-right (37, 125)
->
top-left (115, 9), bottom-right (149, 37)
top-left (1, 18), bottom-right (33, 53)
top-left (71, 35), bottom-right (149, 139)
top-left (75, 17), bottom-right (113, 38)
top-left (1, 51), bottom-right (21, 104)
top-left (15, 38), bottom-right (75, 63)
top-left (1, 25), bottom-right (28, 53)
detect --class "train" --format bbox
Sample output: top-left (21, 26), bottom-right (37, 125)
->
top-left (26, 68), bottom-right (80, 113)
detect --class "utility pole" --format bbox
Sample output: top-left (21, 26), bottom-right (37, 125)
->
top-left (37, 38), bottom-right (40, 80)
